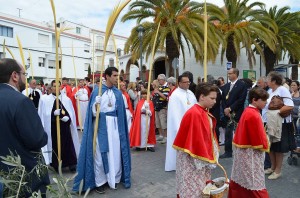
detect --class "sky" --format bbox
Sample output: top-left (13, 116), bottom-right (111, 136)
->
top-left (1, 0), bottom-right (300, 38)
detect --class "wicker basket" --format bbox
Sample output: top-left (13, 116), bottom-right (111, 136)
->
top-left (202, 163), bottom-right (229, 198)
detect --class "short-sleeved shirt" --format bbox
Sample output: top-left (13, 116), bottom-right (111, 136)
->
top-left (262, 86), bottom-right (294, 123)
top-left (153, 82), bottom-right (170, 111)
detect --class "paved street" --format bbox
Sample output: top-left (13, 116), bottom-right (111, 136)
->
top-left (51, 138), bottom-right (300, 198)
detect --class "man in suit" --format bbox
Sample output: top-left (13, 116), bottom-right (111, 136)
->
top-left (220, 68), bottom-right (247, 158)
top-left (0, 58), bottom-right (49, 197)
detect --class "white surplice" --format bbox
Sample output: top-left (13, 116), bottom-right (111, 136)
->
top-left (38, 94), bottom-right (80, 165)
top-left (138, 101), bottom-right (154, 148)
top-left (93, 89), bottom-right (122, 189)
top-left (75, 87), bottom-right (89, 129)
top-left (165, 88), bottom-right (197, 171)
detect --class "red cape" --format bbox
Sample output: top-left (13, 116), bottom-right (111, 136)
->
top-left (61, 84), bottom-right (73, 99)
top-left (233, 106), bottom-right (269, 152)
top-left (130, 99), bottom-right (156, 147)
top-left (71, 86), bottom-right (91, 126)
top-left (122, 91), bottom-right (134, 116)
top-left (173, 104), bottom-right (218, 163)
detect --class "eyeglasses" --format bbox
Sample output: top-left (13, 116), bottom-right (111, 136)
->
top-left (181, 81), bottom-right (190, 84)
top-left (17, 72), bottom-right (28, 76)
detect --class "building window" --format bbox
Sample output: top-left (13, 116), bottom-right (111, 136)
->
top-left (48, 60), bottom-right (55, 69)
top-left (38, 33), bottom-right (49, 45)
top-left (84, 44), bottom-right (90, 53)
top-left (109, 58), bottom-right (114, 67)
top-left (84, 63), bottom-right (90, 71)
top-left (38, 57), bottom-right (45, 67)
top-left (117, 48), bottom-right (122, 57)
top-left (95, 36), bottom-right (104, 50)
top-left (0, 25), bottom-right (13, 38)
top-left (76, 27), bottom-right (81, 34)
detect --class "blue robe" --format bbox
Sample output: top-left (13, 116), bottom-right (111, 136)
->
top-left (73, 85), bottom-right (131, 191)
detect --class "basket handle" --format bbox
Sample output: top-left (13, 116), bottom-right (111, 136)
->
top-left (216, 162), bottom-right (229, 184)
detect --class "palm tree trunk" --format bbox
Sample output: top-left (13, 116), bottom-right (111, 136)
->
top-left (289, 56), bottom-right (298, 80)
top-left (166, 33), bottom-right (179, 76)
top-left (226, 33), bottom-right (237, 68)
top-left (264, 46), bottom-right (276, 75)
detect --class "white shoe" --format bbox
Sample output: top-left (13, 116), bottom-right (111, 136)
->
top-left (160, 137), bottom-right (167, 144)
top-left (156, 136), bottom-right (164, 141)
top-left (264, 168), bottom-right (274, 175)
top-left (268, 172), bottom-right (281, 180)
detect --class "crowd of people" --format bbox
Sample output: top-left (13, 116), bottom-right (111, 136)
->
top-left (0, 57), bottom-right (299, 198)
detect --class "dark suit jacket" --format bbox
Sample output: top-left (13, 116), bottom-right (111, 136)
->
top-left (221, 79), bottom-right (247, 122)
top-left (0, 84), bottom-right (49, 196)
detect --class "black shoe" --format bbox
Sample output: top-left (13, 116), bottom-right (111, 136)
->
top-left (135, 147), bottom-right (141, 151)
top-left (95, 185), bottom-right (105, 194)
top-left (147, 147), bottom-right (155, 152)
top-left (219, 152), bottom-right (232, 159)
top-left (69, 165), bottom-right (76, 173)
top-left (115, 183), bottom-right (118, 189)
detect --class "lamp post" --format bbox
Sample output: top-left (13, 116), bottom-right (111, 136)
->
top-left (137, 25), bottom-right (145, 81)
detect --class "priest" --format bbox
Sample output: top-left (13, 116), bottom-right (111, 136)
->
top-left (165, 73), bottom-right (197, 171)
top-left (22, 79), bottom-right (42, 109)
top-left (173, 83), bottom-right (219, 198)
top-left (73, 67), bottom-right (131, 194)
top-left (38, 80), bottom-right (79, 172)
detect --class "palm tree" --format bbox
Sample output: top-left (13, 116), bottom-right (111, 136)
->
top-left (206, 0), bottom-right (277, 69)
top-left (121, 0), bottom-right (222, 76)
top-left (261, 6), bottom-right (300, 77)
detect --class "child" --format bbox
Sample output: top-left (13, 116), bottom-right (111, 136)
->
top-left (130, 89), bottom-right (156, 152)
top-left (228, 87), bottom-right (270, 198)
top-left (173, 83), bottom-right (219, 198)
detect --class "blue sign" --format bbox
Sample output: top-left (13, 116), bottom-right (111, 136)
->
top-left (274, 68), bottom-right (287, 72)
top-left (226, 62), bottom-right (232, 70)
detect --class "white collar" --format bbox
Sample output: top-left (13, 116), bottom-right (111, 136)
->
top-left (230, 79), bottom-right (238, 85)
top-left (4, 83), bottom-right (19, 92)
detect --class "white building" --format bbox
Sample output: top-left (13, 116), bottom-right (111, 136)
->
top-left (0, 12), bottom-right (91, 84)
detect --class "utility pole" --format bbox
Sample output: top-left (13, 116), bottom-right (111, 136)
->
top-left (17, 8), bottom-right (22, 18)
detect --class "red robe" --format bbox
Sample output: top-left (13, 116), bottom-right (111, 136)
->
top-left (173, 104), bottom-right (218, 163)
top-left (232, 106), bottom-right (269, 152)
top-left (228, 106), bottom-right (270, 198)
top-left (71, 86), bottom-right (91, 126)
top-left (130, 99), bottom-right (156, 147)
top-left (122, 90), bottom-right (134, 116)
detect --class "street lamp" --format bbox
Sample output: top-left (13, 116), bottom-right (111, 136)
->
top-left (137, 25), bottom-right (145, 81)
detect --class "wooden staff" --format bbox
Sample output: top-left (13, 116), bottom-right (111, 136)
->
top-left (72, 42), bottom-right (83, 132)
top-left (5, 46), bottom-right (15, 59)
top-left (203, 0), bottom-right (208, 82)
top-left (112, 34), bottom-right (120, 89)
top-left (28, 50), bottom-right (34, 79)
top-left (145, 21), bottom-right (161, 151)
top-left (50, 0), bottom-right (62, 164)
top-left (92, 33), bottom-right (95, 90)
top-left (2, 39), bottom-right (5, 58)
top-left (93, 0), bottom-right (131, 153)
top-left (16, 36), bottom-right (28, 97)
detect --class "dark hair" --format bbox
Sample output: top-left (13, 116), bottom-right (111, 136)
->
top-left (195, 83), bottom-right (219, 100)
top-left (241, 78), bottom-right (253, 89)
top-left (85, 77), bottom-right (90, 82)
top-left (62, 77), bottom-right (68, 81)
top-left (218, 77), bottom-right (224, 82)
top-left (291, 80), bottom-right (300, 87)
top-left (119, 76), bottom-right (124, 81)
top-left (178, 73), bottom-right (190, 83)
top-left (136, 77), bottom-right (141, 81)
top-left (0, 58), bottom-right (21, 83)
top-left (248, 87), bottom-right (269, 103)
top-left (104, 67), bottom-right (118, 78)
top-left (285, 77), bottom-right (292, 86)
top-left (51, 80), bottom-right (61, 87)
top-left (267, 71), bottom-right (283, 86)
top-left (182, 71), bottom-right (194, 83)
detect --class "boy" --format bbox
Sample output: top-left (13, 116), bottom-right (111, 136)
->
top-left (173, 83), bottom-right (219, 197)
top-left (228, 87), bottom-right (270, 198)
top-left (130, 89), bottom-right (156, 152)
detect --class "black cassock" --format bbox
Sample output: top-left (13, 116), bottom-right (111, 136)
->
top-left (50, 99), bottom-right (77, 169)
top-left (29, 90), bottom-right (41, 109)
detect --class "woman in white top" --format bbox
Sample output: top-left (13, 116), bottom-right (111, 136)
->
top-left (127, 82), bottom-right (138, 110)
top-left (265, 72), bottom-right (294, 180)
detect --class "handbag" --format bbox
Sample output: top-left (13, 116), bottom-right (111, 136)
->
top-left (268, 95), bottom-right (292, 118)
